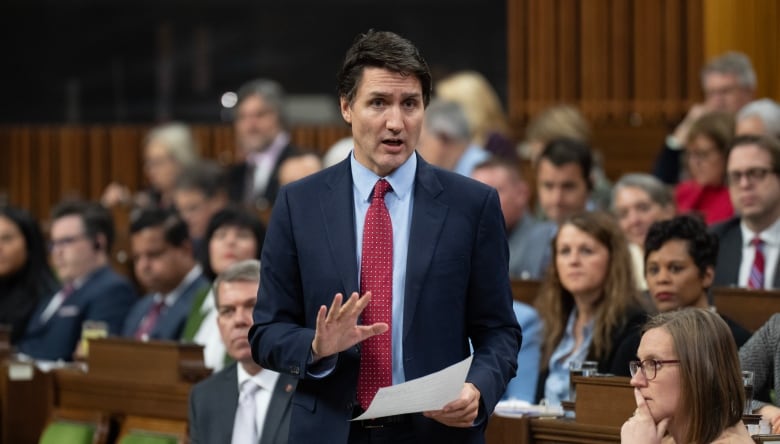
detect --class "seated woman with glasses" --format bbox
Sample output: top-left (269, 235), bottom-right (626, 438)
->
top-left (675, 112), bottom-right (734, 225)
top-left (535, 211), bottom-right (653, 405)
top-left (644, 215), bottom-right (751, 346)
top-left (740, 314), bottom-right (780, 433)
top-left (622, 309), bottom-right (751, 444)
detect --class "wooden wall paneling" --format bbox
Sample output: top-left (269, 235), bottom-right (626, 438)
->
top-left (631, 0), bottom-right (664, 123)
top-left (108, 126), bottom-right (144, 197)
top-left (58, 127), bottom-right (89, 202)
top-left (661, 0), bottom-right (683, 119)
top-left (527, 0), bottom-right (558, 116)
top-left (507, 0), bottom-right (528, 129)
top-left (211, 125), bottom-right (236, 165)
top-left (8, 128), bottom-right (33, 214)
top-left (684, 0), bottom-right (704, 105)
top-left (556, 0), bottom-right (579, 105)
top-left (608, 0), bottom-right (631, 119)
top-left (87, 127), bottom-right (109, 201)
top-left (579, 0), bottom-right (609, 123)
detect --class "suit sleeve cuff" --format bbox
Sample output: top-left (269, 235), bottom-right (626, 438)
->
top-left (306, 350), bottom-right (337, 378)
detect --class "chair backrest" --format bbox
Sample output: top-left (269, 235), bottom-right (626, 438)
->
top-left (38, 408), bottom-right (110, 444)
top-left (117, 416), bottom-right (187, 444)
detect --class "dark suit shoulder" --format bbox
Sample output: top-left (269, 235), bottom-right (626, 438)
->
top-left (192, 362), bottom-right (238, 397)
top-left (710, 216), bottom-right (742, 238)
top-left (721, 314), bottom-right (752, 348)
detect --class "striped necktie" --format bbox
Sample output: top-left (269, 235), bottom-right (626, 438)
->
top-left (748, 237), bottom-right (765, 289)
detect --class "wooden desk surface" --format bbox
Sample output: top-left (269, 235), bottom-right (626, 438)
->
top-left (712, 287), bottom-right (780, 332)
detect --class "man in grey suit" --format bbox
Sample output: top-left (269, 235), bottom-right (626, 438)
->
top-left (472, 158), bottom-right (555, 279)
top-left (189, 259), bottom-right (296, 444)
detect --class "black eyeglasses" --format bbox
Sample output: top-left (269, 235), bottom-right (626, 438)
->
top-left (629, 359), bottom-right (680, 381)
top-left (48, 233), bottom-right (88, 251)
top-left (727, 168), bottom-right (774, 186)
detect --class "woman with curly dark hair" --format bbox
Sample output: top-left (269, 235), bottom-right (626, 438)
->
top-left (644, 214), bottom-right (750, 346)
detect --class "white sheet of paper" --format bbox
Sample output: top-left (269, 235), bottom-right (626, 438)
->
top-left (352, 355), bottom-right (473, 421)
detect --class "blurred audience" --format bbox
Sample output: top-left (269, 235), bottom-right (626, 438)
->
top-left (736, 98), bottom-right (780, 139)
top-left (322, 137), bottom-right (354, 169)
top-left (675, 111), bottom-right (734, 225)
top-left (536, 212), bottom-right (651, 405)
top-left (472, 158), bottom-right (554, 279)
top-left (172, 160), bottom-right (229, 255)
top-left (227, 79), bottom-right (302, 210)
top-left (123, 209), bottom-right (208, 341)
top-left (713, 135), bottom-right (780, 289)
top-left (102, 123), bottom-right (199, 210)
top-left (653, 52), bottom-right (755, 185)
top-left (436, 70), bottom-right (515, 160)
top-left (17, 201), bottom-right (135, 361)
top-left (418, 99), bottom-right (488, 176)
top-left (182, 206), bottom-right (265, 370)
top-left (0, 206), bottom-right (59, 344)
top-left (535, 138), bottom-right (592, 225)
top-left (612, 173), bottom-right (675, 290)
top-left (277, 153), bottom-right (323, 187)
top-left (621, 309), bottom-right (750, 444)
top-left (643, 215), bottom-right (750, 346)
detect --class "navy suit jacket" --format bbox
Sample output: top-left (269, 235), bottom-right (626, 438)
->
top-left (17, 266), bottom-right (136, 361)
top-left (711, 216), bottom-right (780, 288)
top-left (122, 273), bottom-right (209, 340)
top-left (189, 362), bottom-right (296, 444)
top-left (250, 154), bottom-right (522, 444)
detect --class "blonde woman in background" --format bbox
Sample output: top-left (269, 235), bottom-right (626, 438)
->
top-left (101, 122), bottom-right (199, 209)
top-left (436, 70), bottom-right (516, 160)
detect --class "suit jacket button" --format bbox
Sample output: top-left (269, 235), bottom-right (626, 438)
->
top-left (290, 366), bottom-right (300, 375)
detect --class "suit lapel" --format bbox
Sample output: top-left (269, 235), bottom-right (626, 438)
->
top-left (403, 156), bottom-right (447, 339)
top-left (217, 363), bottom-right (240, 442)
top-left (259, 374), bottom-right (295, 444)
top-left (320, 159), bottom-right (359, 294)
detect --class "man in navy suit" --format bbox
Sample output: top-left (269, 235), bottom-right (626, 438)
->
top-left (250, 30), bottom-right (521, 444)
top-left (17, 201), bottom-right (136, 361)
top-left (189, 259), bottom-right (296, 444)
top-left (122, 209), bottom-right (208, 340)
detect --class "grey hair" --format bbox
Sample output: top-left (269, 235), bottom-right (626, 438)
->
top-left (701, 51), bottom-right (756, 89)
top-left (144, 122), bottom-right (199, 167)
top-left (424, 99), bottom-right (472, 141)
top-left (737, 98), bottom-right (780, 139)
top-left (236, 78), bottom-right (288, 128)
top-left (612, 173), bottom-right (674, 209)
top-left (213, 259), bottom-right (261, 307)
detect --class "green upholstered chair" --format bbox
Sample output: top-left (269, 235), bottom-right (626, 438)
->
top-left (38, 421), bottom-right (95, 444)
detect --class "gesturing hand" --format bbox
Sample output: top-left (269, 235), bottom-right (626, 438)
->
top-left (310, 292), bottom-right (388, 362)
top-left (620, 388), bottom-right (669, 444)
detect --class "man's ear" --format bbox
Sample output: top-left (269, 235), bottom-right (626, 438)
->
top-left (340, 96), bottom-right (352, 125)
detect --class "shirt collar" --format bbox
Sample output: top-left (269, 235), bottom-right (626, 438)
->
top-left (740, 217), bottom-right (780, 247)
top-left (350, 150), bottom-right (416, 202)
top-left (246, 132), bottom-right (290, 165)
top-left (153, 264), bottom-right (203, 307)
top-left (236, 362), bottom-right (280, 392)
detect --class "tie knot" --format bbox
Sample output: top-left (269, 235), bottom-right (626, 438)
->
top-left (372, 179), bottom-right (392, 200)
top-left (752, 237), bottom-right (764, 248)
top-left (241, 380), bottom-right (261, 399)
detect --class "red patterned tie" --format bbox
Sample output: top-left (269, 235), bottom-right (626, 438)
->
top-left (748, 237), bottom-right (765, 289)
top-left (357, 179), bottom-right (393, 409)
top-left (134, 300), bottom-right (165, 340)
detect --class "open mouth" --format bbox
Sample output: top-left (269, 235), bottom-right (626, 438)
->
top-left (382, 138), bottom-right (404, 147)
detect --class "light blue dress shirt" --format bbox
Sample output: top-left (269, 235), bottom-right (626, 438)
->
top-left (351, 151), bottom-right (416, 385)
top-left (502, 301), bottom-right (542, 402)
top-left (543, 308), bottom-right (594, 406)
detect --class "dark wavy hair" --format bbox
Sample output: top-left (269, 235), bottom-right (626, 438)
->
top-left (199, 206), bottom-right (265, 281)
top-left (0, 206), bottom-right (59, 343)
top-left (337, 30), bottom-right (432, 107)
top-left (644, 215), bottom-right (718, 278)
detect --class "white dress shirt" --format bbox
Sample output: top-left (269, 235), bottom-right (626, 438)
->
top-left (738, 218), bottom-right (780, 289)
top-left (235, 364), bottom-right (280, 443)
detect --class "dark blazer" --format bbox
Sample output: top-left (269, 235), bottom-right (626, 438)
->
top-left (121, 272), bottom-right (209, 340)
top-left (227, 143), bottom-right (300, 207)
top-left (17, 266), bottom-right (136, 361)
top-left (189, 362), bottom-right (296, 444)
top-left (711, 217), bottom-right (780, 288)
top-left (250, 154), bottom-right (522, 444)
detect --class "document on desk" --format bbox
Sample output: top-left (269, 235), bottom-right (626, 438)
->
top-left (352, 355), bottom-right (473, 420)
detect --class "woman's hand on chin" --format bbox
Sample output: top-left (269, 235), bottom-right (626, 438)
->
top-left (621, 388), bottom-right (670, 444)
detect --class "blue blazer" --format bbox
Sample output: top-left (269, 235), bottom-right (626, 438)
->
top-left (189, 362), bottom-right (297, 444)
top-left (250, 155), bottom-right (522, 444)
top-left (502, 302), bottom-right (541, 403)
top-left (17, 266), bottom-right (136, 361)
top-left (122, 273), bottom-right (209, 340)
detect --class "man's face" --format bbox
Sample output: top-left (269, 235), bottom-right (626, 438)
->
top-left (131, 227), bottom-right (190, 294)
top-left (471, 167), bottom-right (527, 229)
top-left (340, 67), bottom-right (424, 177)
top-left (727, 144), bottom-right (780, 230)
top-left (216, 280), bottom-right (259, 363)
top-left (234, 95), bottom-right (282, 156)
top-left (173, 189), bottom-right (224, 240)
top-left (536, 160), bottom-right (589, 224)
top-left (703, 72), bottom-right (753, 114)
top-left (50, 215), bottom-right (99, 282)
